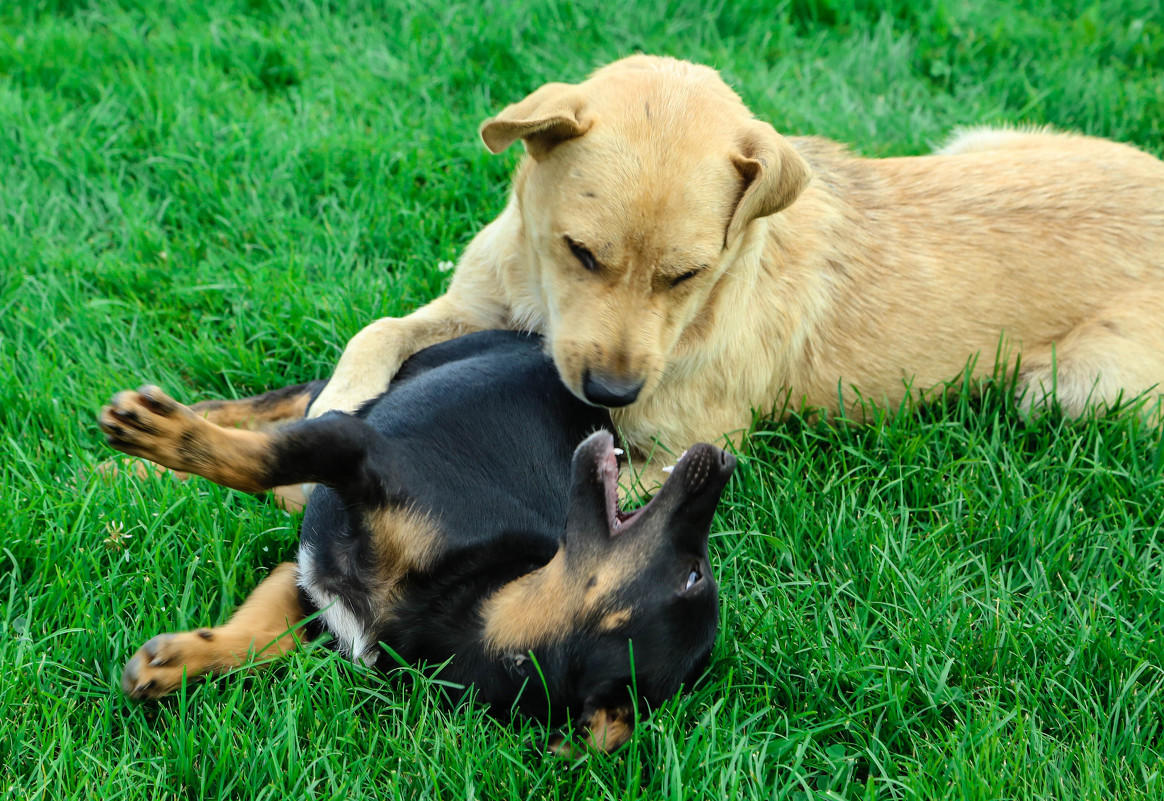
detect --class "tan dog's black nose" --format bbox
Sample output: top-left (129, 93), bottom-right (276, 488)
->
top-left (582, 370), bottom-right (643, 407)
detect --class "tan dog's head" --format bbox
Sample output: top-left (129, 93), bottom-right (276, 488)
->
top-left (480, 55), bottom-right (810, 407)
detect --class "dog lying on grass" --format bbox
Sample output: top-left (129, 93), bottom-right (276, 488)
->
top-left (296, 55), bottom-right (1164, 489)
top-left (100, 331), bottom-right (736, 754)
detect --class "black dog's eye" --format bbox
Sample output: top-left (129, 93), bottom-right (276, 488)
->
top-left (566, 237), bottom-right (599, 273)
top-left (670, 269), bottom-right (699, 289)
top-left (684, 566), bottom-right (702, 591)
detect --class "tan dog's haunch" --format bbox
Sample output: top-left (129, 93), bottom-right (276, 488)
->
top-left (310, 55), bottom-right (1164, 483)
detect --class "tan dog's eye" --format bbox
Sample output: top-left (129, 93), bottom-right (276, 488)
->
top-left (565, 237), bottom-right (599, 273)
top-left (670, 269), bottom-right (700, 289)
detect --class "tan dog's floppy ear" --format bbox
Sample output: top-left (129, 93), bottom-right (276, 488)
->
top-left (726, 121), bottom-right (811, 247)
top-left (480, 82), bottom-right (591, 161)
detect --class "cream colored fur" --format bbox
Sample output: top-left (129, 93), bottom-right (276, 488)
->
top-left (309, 56), bottom-right (1164, 486)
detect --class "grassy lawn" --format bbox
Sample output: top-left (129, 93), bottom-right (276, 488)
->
top-left (2, 0), bottom-right (1163, 798)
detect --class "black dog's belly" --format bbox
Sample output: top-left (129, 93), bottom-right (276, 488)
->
top-left (304, 331), bottom-right (610, 549)
top-left (297, 331), bottom-right (612, 654)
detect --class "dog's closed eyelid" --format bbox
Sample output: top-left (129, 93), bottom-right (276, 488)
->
top-left (565, 237), bottom-right (600, 273)
top-left (668, 269), bottom-right (700, 288)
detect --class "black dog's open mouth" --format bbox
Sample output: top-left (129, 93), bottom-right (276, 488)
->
top-left (587, 431), bottom-right (735, 536)
top-left (595, 434), bottom-right (664, 534)
top-left (590, 433), bottom-right (736, 536)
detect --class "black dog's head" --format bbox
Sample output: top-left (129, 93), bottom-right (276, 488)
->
top-left (474, 429), bottom-right (733, 752)
top-left (511, 430), bottom-right (734, 753)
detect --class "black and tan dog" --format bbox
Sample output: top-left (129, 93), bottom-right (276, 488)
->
top-left (99, 331), bottom-right (735, 753)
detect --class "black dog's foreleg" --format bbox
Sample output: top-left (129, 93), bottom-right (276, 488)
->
top-left (263, 413), bottom-right (395, 508)
top-left (100, 386), bottom-right (394, 508)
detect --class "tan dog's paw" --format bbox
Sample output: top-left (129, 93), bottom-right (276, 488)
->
top-left (121, 629), bottom-right (217, 700)
top-left (99, 385), bottom-right (201, 469)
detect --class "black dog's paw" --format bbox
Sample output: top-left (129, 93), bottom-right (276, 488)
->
top-left (98, 385), bottom-right (197, 464)
top-left (121, 629), bottom-right (216, 700)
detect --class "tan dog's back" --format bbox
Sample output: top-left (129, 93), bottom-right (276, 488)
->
top-left (773, 130), bottom-right (1164, 416)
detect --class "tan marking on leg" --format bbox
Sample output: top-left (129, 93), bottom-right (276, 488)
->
top-left (100, 385), bottom-right (275, 493)
top-left (190, 385), bottom-right (316, 430)
top-left (550, 705), bottom-right (635, 757)
top-left (583, 706), bottom-right (634, 752)
top-left (121, 563), bottom-right (304, 699)
top-left (98, 385), bottom-right (316, 492)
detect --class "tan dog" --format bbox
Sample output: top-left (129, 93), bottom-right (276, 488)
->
top-left (308, 55), bottom-right (1164, 485)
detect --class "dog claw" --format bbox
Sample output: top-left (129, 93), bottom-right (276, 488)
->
top-left (661, 465), bottom-right (674, 474)
top-left (138, 385), bottom-right (177, 414)
top-left (142, 633), bottom-right (175, 666)
top-left (121, 652), bottom-right (153, 698)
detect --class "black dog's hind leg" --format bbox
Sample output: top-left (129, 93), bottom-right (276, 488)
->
top-left (121, 562), bottom-right (305, 700)
top-left (98, 386), bottom-right (444, 569)
top-left (96, 381), bottom-right (327, 510)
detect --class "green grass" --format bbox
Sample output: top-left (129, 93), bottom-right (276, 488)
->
top-left (2, 0), bottom-right (1163, 797)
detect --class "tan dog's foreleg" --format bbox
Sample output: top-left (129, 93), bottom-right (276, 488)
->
top-left (308, 293), bottom-right (501, 418)
top-left (1017, 288), bottom-right (1164, 421)
top-left (121, 562), bottom-right (304, 699)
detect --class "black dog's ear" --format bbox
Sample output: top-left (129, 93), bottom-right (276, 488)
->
top-left (548, 691), bottom-right (636, 758)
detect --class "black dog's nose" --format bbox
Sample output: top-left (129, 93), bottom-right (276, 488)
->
top-left (582, 370), bottom-right (644, 407)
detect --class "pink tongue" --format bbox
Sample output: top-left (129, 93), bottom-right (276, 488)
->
top-left (601, 447), bottom-right (622, 531)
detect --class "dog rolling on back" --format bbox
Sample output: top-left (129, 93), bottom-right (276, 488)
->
top-left (99, 332), bottom-right (735, 753)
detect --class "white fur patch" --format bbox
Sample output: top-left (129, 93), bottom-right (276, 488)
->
top-left (937, 124), bottom-right (1058, 155)
top-left (297, 544), bottom-right (375, 666)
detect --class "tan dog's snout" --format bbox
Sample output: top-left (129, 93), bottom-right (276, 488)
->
top-left (552, 329), bottom-right (663, 410)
